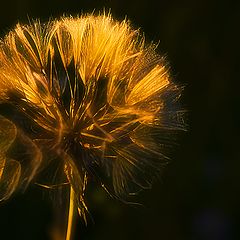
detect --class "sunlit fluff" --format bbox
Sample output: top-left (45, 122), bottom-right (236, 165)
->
top-left (0, 13), bottom-right (184, 220)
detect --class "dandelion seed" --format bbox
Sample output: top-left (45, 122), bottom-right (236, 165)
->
top-left (0, 12), bottom-right (184, 239)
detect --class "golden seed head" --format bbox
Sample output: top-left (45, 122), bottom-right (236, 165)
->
top-left (0, 13), bottom-right (184, 220)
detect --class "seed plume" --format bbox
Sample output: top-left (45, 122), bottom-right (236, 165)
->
top-left (0, 13), bottom-right (184, 222)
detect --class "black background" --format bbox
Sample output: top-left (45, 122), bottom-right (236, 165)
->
top-left (0, 0), bottom-right (239, 239)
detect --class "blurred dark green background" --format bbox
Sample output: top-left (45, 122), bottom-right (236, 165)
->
top-left (0, 0), bottom-right (239, 239)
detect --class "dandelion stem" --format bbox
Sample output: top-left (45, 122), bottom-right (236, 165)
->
top-left (66, 186), bottom-right (76, 240)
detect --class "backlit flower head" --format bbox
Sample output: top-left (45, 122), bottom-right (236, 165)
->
top-left (0, 13), bottom-right (184, 222)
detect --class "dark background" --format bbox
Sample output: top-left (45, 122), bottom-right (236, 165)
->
top-left (0, 0), bottom-right (239, 239)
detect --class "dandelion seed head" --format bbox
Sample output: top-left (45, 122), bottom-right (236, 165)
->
top-left (0, 13), bottom-right (184, 220)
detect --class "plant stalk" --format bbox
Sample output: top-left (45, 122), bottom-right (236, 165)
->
top-left (66, 186), bottom-right (76, 240)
